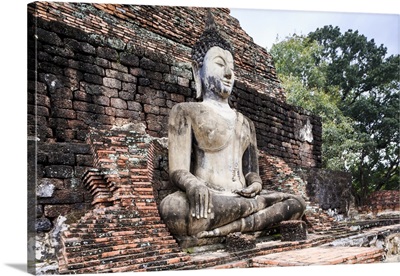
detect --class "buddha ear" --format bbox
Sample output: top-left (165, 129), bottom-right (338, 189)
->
top-left (191, 61), bottom-right (202, 99)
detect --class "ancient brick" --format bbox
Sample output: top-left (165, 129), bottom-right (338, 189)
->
top-left (73, 90), bottom-right (93, 102)
top-left (97, 46), bottom-right (118, 61)
top-left (155, 63), bottom-right (170, 73)
top-left (55, 129), bottom-right (76, 142)
top-left (163, 73), bottom-right (177, 84)
top-left (94, 57), bottom-right (111, 68)
top-left (53, 98), bottom-right (73, 109)
top-left (52, 108), bottom-right (76, 119)
top-left (36, 217), bottom-right (52, 232)
top-left (178, 86), bottom-right (193, 97)
top-left (105, 69), bottom-right (136, 82)
top-left (44, 204), bottom-right (73, 218)
top-left (141, 58), bottom-right (158, 72)
top-left (106, 37), bottom-right (126, 51)
top-left (64, 68), bottom-right (83, 80)
top-left (43, 45), bottom-right (74, 58)
top-left (127, 101), bottom-right (142, 112)
top-left (48, 153), bottom-right (75, 165)
top-left (120, 52), bottom-right (140, 67)
top-left (171, 66), bottom-right (192, 79)
top-left (38, 190), bottom-right (84, 204)
top-left (111, 98), bottom-right (127, 109)
top-left (103, 78), bottom-right (121, 89)
top-left (96, 114), bottom-right (116, 125)
top-left (73, 53), bottom-right (95, 64)
top-left (130, 68), bottom-right (146, 77)
top-left (111, 62), bottom-right (128, 73)
top-left (73, 101), bottom-right (105, 114)
top-left (76, 111), bottom-right (96, 124)
top-left (177, 77), bottom-right (189, 87)
top-left (37, 28), bottom-right (62, 46)
top-left (170, 93), bottom-right (185, 102)
top-left (144, 104), bottom-right (159, 115)
top-left (147, 71), bottom-right (163, 81)
top-left (85, 83), bottom-right (118, 98)
top-left (105, 107), bottom-right (116, 116)
top-left (76, 154), bottom-right (93, 166)
top-left (84, 73), bottom-right (103, 84)
top-left (65, 38), bottom-right (96, 54)
top-left (38, 51), bottom-right (53, 63)
top-left (36, 205), bottom-right (44, 217)
top-left (138, 78), bottom-right (151, 86)
top-left (34, 106), bottom-right (49, 117)
top-left (118, 90), bottom-right (135, 101)
top-left (28, 80), bottom-right (47, 94)
top-left (115, 109), bottom-right (140, 119)
top-left (39, 62), bottom-right (64, 75)
top-left (68, 60), bottom-right (104, 76)
top-left (44, 165), bottom-right (74, 178)
top-left (53, 87), bottom-right (73, 99)
top-left (93, 95), bottom-right (110, 106)
top-left (73, 129), bottom-right (87, 141)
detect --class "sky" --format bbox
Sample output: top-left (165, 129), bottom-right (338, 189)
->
top-left (0, 1), bottom-right (399, 276)
top-left (230, 8), bottom-right (400, 56)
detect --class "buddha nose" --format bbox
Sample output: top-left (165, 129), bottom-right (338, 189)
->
top-left (224, 66), bottom-right (232, 79)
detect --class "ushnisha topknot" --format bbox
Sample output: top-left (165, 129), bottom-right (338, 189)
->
top-left (191, 10), bottom-right (234, 68)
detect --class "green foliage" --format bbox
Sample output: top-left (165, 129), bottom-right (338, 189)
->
top-left (270, 27), bottom-right (399, 204)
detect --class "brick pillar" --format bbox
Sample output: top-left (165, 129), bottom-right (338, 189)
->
top-left (57, 128), bottom-right (190, 274)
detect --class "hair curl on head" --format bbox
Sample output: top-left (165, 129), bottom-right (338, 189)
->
top-left (191, 10), bottom-right (234, 68)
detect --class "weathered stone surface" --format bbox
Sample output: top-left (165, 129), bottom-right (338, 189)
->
top-left (37, 181), bottom-right (55, 198)
top-left (110, 98), bottom-right (127, 109)
top-left (97, 46), bottom-right (118, 61)
top-left (280, 220), bottom-right (307, 241)
top-left (36, 217), bottom-right (52, 232)
top-left (44, 165), bottom-right (74, 179)
top-left (120, 52), bottom-right (140, 67)
top-left (37, 28), bottom-right (62, 46)
top-left (65, 38), bottom-right (96, 54)
top-left (296, 168), bottom-right (353, 213)
top-left (160, 24), bottom-right (306, 242)
top-left (226, 232), bottom-right (256, 252)
top-left (38, 190), bottom-right (84, 204)
top-left (103, 77), bottom-right (121, 89)
top-left (84, 73), bottom-right (103, 84)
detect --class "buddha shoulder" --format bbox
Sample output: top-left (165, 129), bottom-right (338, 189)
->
top-left (169, 102), bottom-right (209, 122)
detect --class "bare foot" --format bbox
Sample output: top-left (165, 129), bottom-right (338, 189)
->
top-left (196, 228), bottom-right (221, 238)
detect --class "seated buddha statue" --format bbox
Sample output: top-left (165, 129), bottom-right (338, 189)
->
top-left (160, 12), bottom-right (306, 239)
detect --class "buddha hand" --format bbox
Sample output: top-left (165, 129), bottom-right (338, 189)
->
top-left (234, 182), bottom-right (262, 198)
top-left (187, 182), bottom-right (213, 219)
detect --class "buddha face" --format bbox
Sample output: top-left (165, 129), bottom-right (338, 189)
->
top-left (200, 46), bottom-right (234, 99)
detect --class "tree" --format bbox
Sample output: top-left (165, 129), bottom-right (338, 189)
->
top-left (270, 27), bottom-right (399, 204)
top-left (271, 36), bottom-right (362, 171)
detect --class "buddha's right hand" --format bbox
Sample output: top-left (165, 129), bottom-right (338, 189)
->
top-left (187, 183), bottom-right (213, 219)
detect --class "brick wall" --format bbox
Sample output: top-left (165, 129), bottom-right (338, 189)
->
top-left (27, 2), bottom-right (322, 268)
top-left (359, 190), bottom-right (400, 214)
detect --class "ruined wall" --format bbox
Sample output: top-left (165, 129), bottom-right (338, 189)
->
top-left (232, 85), bottom-right (322, 168)
top-left (27, 2), bottom-right (322, 261)
top-left (295, 168), bottom-right (353, 214)
top-left (359, 190), bottom-right (400, 214)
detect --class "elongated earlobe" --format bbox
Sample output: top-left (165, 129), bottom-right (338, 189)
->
top-left (191, 61), bottom-right (202, 99)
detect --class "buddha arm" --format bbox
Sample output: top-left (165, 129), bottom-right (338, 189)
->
top-left (168, 103), bottom-right (193, 190)
top-left (239, 118), bottom-right (262, 196)
top-left (168, 103), bottom-right (212, 219)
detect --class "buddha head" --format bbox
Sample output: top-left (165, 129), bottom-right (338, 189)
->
top-left (191, 11), bottom-right (235, 100)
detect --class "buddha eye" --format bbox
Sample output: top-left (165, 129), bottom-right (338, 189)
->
top-left (214, 57), bottom-right (225, 67)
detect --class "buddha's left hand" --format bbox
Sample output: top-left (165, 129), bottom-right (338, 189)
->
top-left (234, 182), bottom-right (262, 198)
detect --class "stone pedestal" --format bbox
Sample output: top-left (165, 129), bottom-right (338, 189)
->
top-left (280, 220), bottom-right (307, 241)
top-left (225, 232), bottom-right (256, 252)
